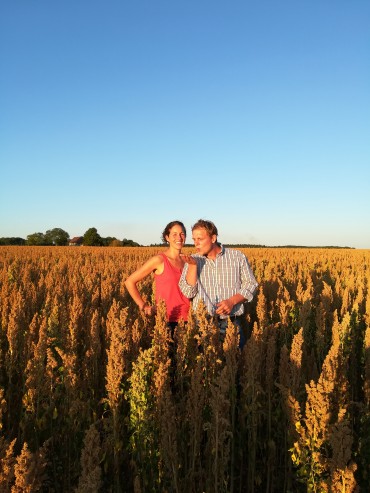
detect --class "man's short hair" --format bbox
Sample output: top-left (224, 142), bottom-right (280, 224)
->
top-left (192, 219), bottom-right (218, 237)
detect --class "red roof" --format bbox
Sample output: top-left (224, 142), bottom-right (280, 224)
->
top-left (69, 236), bottom-right (83, 244)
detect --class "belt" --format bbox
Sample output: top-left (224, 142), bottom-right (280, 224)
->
top-left (215, 314), bottom-right (242, 322)
top-left (205, 314), bottom-right (243, 323)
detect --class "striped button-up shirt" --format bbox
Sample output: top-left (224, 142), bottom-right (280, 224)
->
top-left (179, 244), bottom-right (259, 318)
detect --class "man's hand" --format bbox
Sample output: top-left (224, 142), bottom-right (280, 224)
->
top-left (215, 299), bottom-right (234, 316)
top-left (216, 293), bottom-right (246, 315)
top-left (180, 254), bottom-right (197, 265)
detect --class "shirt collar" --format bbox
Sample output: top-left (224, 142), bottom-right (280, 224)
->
top-left (216, 243), bottom-right (225, 258)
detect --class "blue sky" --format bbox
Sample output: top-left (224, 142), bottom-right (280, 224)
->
top-left (1, 1), bottom-right (369, 248)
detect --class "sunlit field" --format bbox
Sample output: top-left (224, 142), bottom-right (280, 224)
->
top-left (0, 246), bottom-right (369, 492)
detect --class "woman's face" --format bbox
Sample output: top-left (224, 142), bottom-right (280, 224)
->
top-left (166, 224), bottom-right (186, 249)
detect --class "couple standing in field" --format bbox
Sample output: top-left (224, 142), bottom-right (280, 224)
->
top-left (124, 219), bottom-right (259, 348)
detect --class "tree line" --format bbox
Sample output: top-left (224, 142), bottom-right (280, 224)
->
top-left (0, 227), bottom-right (140, 247)
top-left (0, 230), bottom-right (354, 249)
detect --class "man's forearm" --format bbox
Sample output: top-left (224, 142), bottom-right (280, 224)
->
top-left (185, 264), bottom-right (198, 286)
top-left (228, 293), bottom-right (246, 307)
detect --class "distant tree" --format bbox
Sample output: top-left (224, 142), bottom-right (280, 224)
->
top-left (26, 232), bottom-right (47, 246)
top-left (0, 237), bottom-right (26, 245)
top-left (122, 238), bottom-right (140, 247)
top-left (45, 228), bottom-right (70, 246)
top-left (101, 236), bottom-right (117, 247)
top-left (110, 239), bottom-right (123, 247)
top-left (83, 227), bottom-right (103, 246)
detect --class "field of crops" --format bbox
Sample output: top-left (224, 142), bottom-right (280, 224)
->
top-left (0, 245), bottom-right (369, 492)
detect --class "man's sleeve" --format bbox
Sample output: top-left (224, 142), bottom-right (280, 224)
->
top-left (239, 254), bottom-right (259, 302)
top-left (178, 263), bottom-right (198, 298)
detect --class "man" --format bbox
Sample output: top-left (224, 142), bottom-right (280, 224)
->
top-left (179, 219), bottom-right (259, 347)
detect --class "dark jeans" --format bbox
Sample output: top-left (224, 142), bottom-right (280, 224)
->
top-left (217, 315), bottom-right (246, 348)
top-left (167, 321), bottom-right (178, 338)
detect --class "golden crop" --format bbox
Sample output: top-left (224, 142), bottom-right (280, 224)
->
top-left (0, 246), bottom-right (369, 492)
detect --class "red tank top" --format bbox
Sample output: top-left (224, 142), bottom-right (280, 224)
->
top-left (155, 253), bottom-right (190, 322)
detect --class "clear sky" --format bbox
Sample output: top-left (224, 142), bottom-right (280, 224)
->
top-left (1, 1), bottom-right (369, 248)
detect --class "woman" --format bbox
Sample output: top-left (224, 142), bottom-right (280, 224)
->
top-left (124, 220), bottom-right (190, 328)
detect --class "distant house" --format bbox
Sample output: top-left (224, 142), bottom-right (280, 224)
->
top-left (69, 236), bottom-right (83, 246)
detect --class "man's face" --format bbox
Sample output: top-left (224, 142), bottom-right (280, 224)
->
top-left (192, 228), bottom-right (216, 256)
